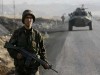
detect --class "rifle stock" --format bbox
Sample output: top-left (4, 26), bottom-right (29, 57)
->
top-left (4, 41), bottom-right (58, 73)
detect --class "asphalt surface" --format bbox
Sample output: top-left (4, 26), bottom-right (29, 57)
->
top-left (41, 19), bottom-right (100, 75)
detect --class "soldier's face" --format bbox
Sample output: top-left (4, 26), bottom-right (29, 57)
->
top-left (24, 15), bottom-right (33, 29)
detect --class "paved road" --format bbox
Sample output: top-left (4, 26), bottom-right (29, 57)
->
top-left (41, 19), bottom-right (100, 75)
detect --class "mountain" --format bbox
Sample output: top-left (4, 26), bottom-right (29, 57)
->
top-left (0, 24), bottom-right (9, 35)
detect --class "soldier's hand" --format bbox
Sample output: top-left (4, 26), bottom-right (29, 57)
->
top-left (43, 63), bottom-right (52, 69)
top-left (17, 53), bottom-right (23, 59)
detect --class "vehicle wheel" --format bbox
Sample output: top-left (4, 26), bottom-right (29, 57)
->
top-left (68, 21), bottom-right (73, 31)
top-left (68, 25), bottom-right (73, 31)
top-left (89, 22), bottom-right (92, 30)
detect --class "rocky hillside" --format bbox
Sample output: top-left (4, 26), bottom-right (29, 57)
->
top-left (0, 16), bottom-right (22, 34)
top-left (0, 35), bottom-right (14, 75)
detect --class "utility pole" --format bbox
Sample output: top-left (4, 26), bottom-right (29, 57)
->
top-left (13, 0), bottom-right (16, 32)
top-left (13, 0), bottom-right (15, 20)
top-left (2, 0), bottom-right (3, 16)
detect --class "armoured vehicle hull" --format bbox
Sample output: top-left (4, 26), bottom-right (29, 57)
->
top-left (68, 6), bottom-right (92, 31)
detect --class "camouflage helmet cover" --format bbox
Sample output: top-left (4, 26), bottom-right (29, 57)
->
top-left (22, 9), bottom-right (35, 24)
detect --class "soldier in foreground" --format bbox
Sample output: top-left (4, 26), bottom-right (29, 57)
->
top-left (6, 9), bottom-right (50, 75)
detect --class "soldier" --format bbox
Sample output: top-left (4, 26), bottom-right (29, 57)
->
top-left (61, 15), bottom-right (65, 24)
top-left (6, 9), bottom-right (50, 75)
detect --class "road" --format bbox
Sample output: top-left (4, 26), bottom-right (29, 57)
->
top-left (41, 20), bottom-right (100, 75)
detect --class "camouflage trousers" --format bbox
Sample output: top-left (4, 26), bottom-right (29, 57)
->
top-left (15, 71), bottom-right (40, 75)
top-left (15, 66), bottom-right (40, 75)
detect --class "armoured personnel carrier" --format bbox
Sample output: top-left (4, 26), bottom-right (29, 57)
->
top-left (68, 5), bottom-right (92, 31)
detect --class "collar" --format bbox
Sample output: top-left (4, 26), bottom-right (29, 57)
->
top-left (22, 26), bottom-right (34, 33)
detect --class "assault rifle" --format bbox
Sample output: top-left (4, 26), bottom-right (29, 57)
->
top-left (4, 41), bottom-right (58, 73)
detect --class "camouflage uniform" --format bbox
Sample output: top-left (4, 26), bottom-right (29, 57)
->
top-left (7, 26), bottom-right (47, 75)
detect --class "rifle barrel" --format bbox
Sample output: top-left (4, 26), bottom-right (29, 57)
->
top-left (51, 68), bottom-right (58, 73)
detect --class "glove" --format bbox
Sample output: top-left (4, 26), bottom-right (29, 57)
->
top-left (17, 53), bottom-right (23, 59)
top-left (43, 63), bottom-right (52, 69)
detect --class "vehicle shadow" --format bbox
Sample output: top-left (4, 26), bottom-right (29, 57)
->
top-left (68, 29), bottom-right (92, 31)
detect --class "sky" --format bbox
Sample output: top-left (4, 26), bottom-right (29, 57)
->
top-left (0, 0), bottom-right (100, 17)
top-left (1, 0), bottom-right (100, 5)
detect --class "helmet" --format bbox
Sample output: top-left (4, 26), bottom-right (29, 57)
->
top-left (22, 9), bottom-right (35, 24)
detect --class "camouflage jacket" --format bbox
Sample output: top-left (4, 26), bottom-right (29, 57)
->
top-left (7, 26), bottom-right (47, 66)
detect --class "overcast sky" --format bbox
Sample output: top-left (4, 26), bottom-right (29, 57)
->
top-left (1, 0), bottom-right (100, 5)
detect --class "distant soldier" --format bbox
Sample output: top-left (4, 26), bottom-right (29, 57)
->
top-left (5, 9), bottom-right (50, 75)
top-left (61, 15), bottom-right (65, 24)
top-left (88, 12), bottom-right (92, 17)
